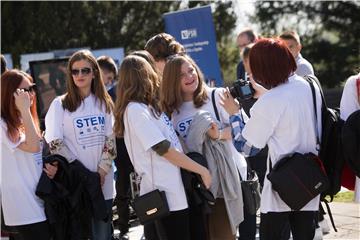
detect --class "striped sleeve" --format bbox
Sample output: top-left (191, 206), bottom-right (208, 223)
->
top-left (229, 113), bottom-right (261, 157)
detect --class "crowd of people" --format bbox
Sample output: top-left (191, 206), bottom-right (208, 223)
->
top-left (1, 28), bottom-right (359, 240)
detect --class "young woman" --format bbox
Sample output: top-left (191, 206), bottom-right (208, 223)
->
top-left (113, 55), bottom-right (211, 240)
top-left (221, 38), bottom-right (323, 240)
top-left (44, 50), bottom-right (116, 240)
top-left (160, 54), bottom-right (248, 240)
top-left (1, 69), bottom-right (57, 240)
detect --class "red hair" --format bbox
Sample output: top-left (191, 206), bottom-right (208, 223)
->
top-left (1, 69), bottom-right (40, 142)
top-left (249, 38), bottom-right (297, 88)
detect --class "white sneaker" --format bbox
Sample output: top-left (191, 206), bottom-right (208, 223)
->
top-left (313, 227), bottom-right (323, 240)
top-left (319, 219), bottom-right (330, 234)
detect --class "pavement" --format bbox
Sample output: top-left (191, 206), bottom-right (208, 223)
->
top-left (121, 202), bottom-right (359, 240)
top-left (322, 202), bottom-right (360, 240)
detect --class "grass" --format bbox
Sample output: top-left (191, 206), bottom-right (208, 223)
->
top-left (326, 191), bottom-right (355, 202)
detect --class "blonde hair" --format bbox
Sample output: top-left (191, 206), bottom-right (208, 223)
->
top-left (113, 55), bottom-right (161, 137)
top-left (160, 55), bottom-right (208, 116)
top-left (62, 50), bottom-right (113, 113)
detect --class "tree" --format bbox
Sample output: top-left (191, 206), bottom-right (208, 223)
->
top-left (1, 1), bottom-right (180, 66)
top-left (251, 1), bottom-right (360, 88)
top-left (1, 1), bottom-right (238, 84)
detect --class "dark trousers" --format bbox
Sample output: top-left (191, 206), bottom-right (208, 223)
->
top-left (144, 209), bottom-right (190, 240)
top-left (13, 221), bottom-right (51, 240)
top-left (238, 210), bottom-right (256, 240)
top-left (114, 137), bottom-right (134, 234)
top-left (260, 211), bottom-right (316, 240)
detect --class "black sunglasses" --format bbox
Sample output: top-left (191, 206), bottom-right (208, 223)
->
top-left (20, 84), bottom-right (37, 93)
top-left (71, 67), bottom-right (92, 76)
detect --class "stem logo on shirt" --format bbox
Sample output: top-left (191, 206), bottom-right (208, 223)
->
top-left (73, 114), bottom-right (106, 148)
top-left (176, 117), bottom-right (193, 139)
top-left (161, 113), bottom-right (181, 148)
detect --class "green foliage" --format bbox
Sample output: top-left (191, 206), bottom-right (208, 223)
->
top-left (251, 1), bottom-right (360, 88)
top-left (1, 1), bottom-right (180, 66)
top-left (1, 1), bottom-right (238, 82)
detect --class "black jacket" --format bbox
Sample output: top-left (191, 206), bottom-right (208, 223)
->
top-left (36, 154), bottom-right (108, 240)
top-left (181, 152), bottom-right (215, 240)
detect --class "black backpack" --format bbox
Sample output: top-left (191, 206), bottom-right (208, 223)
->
top-left (306, 76), bottom-right (345, 232)
top-left (342, 110), bottom-right (360, 177)
top-left (305, 75), bottom-right (345, 201)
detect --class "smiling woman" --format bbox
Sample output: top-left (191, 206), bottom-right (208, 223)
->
top-left (160, 54), bottom-right (249, 240)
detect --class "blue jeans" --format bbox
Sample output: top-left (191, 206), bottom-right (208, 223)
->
top-left (91, 199), bottom-right (113, 240)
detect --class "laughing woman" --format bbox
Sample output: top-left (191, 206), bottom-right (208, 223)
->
top-left (44, 50), bottom-right (116, 240)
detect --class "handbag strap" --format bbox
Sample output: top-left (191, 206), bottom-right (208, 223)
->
top-left (356, 76), bottom-right (360, 104)
top-left (125, 106), bottom-right (155, 189)
top-left (211, 89), bottom-right (221, 122)
top-left (306, 77), bottom-right (321, 150)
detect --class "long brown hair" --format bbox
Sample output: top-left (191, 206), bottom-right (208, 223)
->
top-left (113, 55), bottom-right (161, 137)
top-left (144, 33), bottom-right (185, 61)
top-left (62, 50), bottom-right (113, 113)
top-left (160, 55), bottom-right (208, 116)
top-left (1, 69), bottom-right (40, 142)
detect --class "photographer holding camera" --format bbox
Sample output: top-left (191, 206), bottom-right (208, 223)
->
top-left (220, 38), bottom-right (322, 240)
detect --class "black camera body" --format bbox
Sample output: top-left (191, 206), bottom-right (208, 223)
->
top-left (229, 79), bottom-right (255, 101)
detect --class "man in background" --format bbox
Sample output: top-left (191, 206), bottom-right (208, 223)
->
top-left (236, 28), bottom-right (258, 80)
top-left (279, 30), bottom-right (314, 76)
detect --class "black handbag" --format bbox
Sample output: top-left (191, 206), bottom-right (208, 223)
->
top-left (126, 113), bottom-right (170, 225)
top-left (267, 152), bottom-right (329, 210)
top-left (132, 189), bottom-right (170, 225)
top-left (239, 169), bottom-right (261, 215)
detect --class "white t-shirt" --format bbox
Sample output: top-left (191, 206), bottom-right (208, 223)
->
top-left (1, 120), bottom-right (46, 226)
top-left (124, 102), bottom-right (188, 211)
top-left (44, 94), bottom-right (114, 200)
top-left (243, 74), bottom-right (322, 213)
top-left (340, 73), bottom-right (360, 121)
top-left (295, 53), bottom-right (314, 77)
top-left (172, 87), bottom-right (248, 179)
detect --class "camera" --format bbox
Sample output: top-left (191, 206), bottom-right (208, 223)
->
top-left (229, 79), bottom-right (255, 101)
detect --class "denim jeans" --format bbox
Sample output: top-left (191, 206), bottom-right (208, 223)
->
top-left (91, 199), bottom-right (113, 240)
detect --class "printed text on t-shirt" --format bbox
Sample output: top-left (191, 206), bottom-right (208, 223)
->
top-left (73, 115), bottom-right (106, 148)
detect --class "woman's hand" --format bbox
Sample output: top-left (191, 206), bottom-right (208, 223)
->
top-left (249, 74), bottom-right (268, 99)
top-left (14, 89), bottom-right (31, 114)
top-left (219, 89), bottom-right (240, 116)
top-left (44, 162), bottom-right (58, 179)
top-left (200, 168), bottom-right (212, 189)
top-left (206, 122), bottom-right (220, 140)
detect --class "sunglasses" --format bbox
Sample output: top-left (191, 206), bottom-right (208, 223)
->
top-left (20, 84), bottom-right (37, 93)
top-left (71, 67), bottom-right (92, 76)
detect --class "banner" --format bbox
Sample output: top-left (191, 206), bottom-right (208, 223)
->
top-left (164, 5), bottom-right (223, 86)
top-left (92, 47), bottom-right (125, 66)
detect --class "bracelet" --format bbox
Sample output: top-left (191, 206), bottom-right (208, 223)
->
top-left (217, 129), bottom-right (223, 141)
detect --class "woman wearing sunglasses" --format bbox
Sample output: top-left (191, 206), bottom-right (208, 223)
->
top-left (44, 50), bottom-right (116, 240)
top-left (1, 69), bottom-right (57, 240)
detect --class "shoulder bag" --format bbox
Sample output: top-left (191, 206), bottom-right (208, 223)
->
top-left (125, 110), bottom-right (170, 225)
